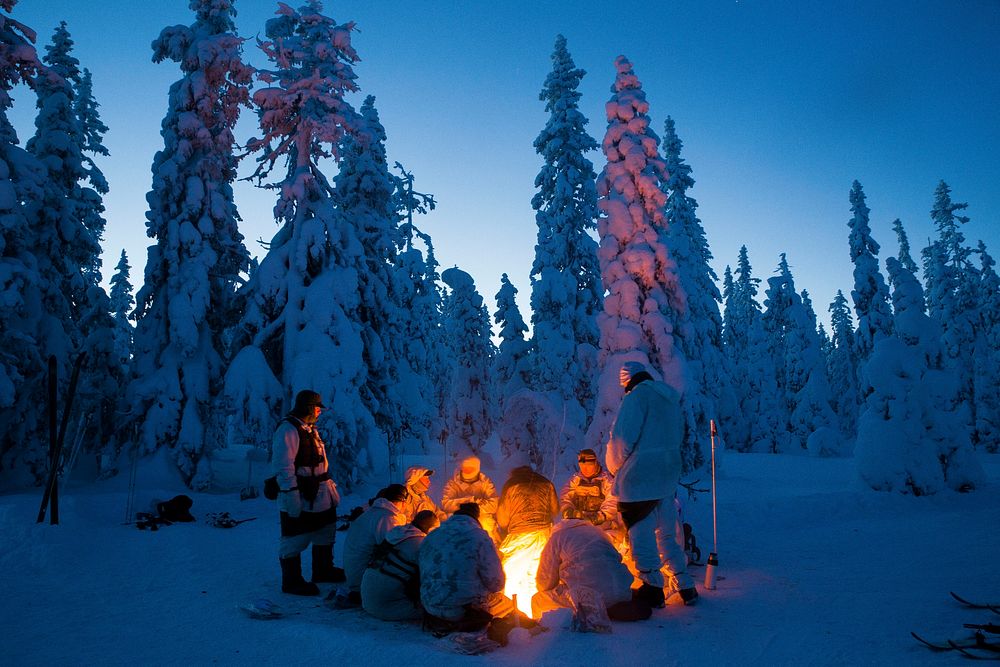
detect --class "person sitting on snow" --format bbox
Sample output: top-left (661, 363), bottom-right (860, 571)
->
top-left (339, 484), bottom-right (408, 606)
top-left (559, 448), bottom-right (618, 529)
top-left (607, 361), bottom-right (698, 608)
top-left (531, 518), bottom-right (651, 622)
top-left (418, 503), bottom-right (515, 633)
top-left (441, 455), bottom-right (499, 538)
top-left (361, 510), bottom-right (440, 621)
top-left (401, 466), bottom-right (447, 523)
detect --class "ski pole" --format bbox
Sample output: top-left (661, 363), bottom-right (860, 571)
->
top-left (705, 419), bottom-right (719, 590)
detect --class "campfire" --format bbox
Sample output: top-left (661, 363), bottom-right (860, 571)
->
top-left (500, 528), bottom-right (550, 618)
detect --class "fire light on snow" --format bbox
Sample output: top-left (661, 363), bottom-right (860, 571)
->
top-left (500, 529), bottom-right (550, 618)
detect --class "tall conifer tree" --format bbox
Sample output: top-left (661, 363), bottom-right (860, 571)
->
top-left (129, 0), bottom-right (253, 485)
top-left (529, 34), bottom-right (601, 438)
top-left (856, 257), bottom-right (983, 494)
top-left (661, 116), bottom-right (732, 456)
top-left (227, 2), bottom-right (373, 486)
top-left (847, 180), bottom-right (893, 361)
top-left (441, 267), bottom-right (494, 457)
top-left (0, 1), bottom-right (50, 478)
top-left (587, 56), bottom-right (698, 470)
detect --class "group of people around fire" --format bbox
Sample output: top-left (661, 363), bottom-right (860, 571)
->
top-left (271, 361), bottom-right (697, 640)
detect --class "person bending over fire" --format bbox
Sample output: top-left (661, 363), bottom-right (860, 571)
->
top-left (495, 465), bottom-right (559, 617)
top-left (531, 518), bottom-right (652, 623)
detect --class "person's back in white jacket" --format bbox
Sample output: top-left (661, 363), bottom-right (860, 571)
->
top-left (418, 506), bottom-right (510, 622)
top-left (532, 519), bottom-right (635, 618)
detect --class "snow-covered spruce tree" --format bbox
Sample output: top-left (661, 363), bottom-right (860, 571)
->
top-left (892, 218), bottom-right (918, 277)
top-left (974, 242), bottom-right (1000, 452)
top-left (0, 2), bottom-right (51, 480)
top-left (227, 3), bottom-right (376, 487)
top-left (817, 323), bottom-right (832, 368)
top-left (333, 95), bottom-right (428, 476)
top-left (923, 181), bottom-right (981, 446)
top-left (721, 245), bottom-right (770, 451)
top-left (72, 67), bottom-right (108, 279)
top-left (856, 257), bottom-right (984, 495)
top-left (494, 272), bottom-right (560, 470)
top-left (529, 34), bottom-right (601, 445)
top-left (129, 0), bottom-right (252, 486)
top-left (760, 255), bottom-right (794, 448)
top-left (586, 56), bottom-right (699, 471)
top-left (26, 22), bottom-right (97, 326)
top-left (922, 181), bottom-right (970, 320)
top-left (108, 250), bottom-right (134, 372)
top-left (791, 288), bottom-right (839, 455)
top-left (847, 180), bottom-right (892, 362)
top-left (827, 290), bottom-right (859, 439)
top-left (20, 22), bottom-right (120, 482)
top-left (493, 273), bottom-right (531, 403)
top-left (66, 59), bottom-right (123, 472)
top-left (761, 255), bottom-right (836, 452)
top-left (392, 179), bottom-right (442, 452)
top-left (441, 267), bottom-right (494, 458)
top-left (662, 115), bottom-right (733, 456)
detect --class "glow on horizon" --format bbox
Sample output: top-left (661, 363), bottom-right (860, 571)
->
top-left (6, 0), bottom-right (999, 330)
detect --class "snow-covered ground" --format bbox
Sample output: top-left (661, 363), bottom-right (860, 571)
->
top-left (3, 451), bottom-right (998, 666)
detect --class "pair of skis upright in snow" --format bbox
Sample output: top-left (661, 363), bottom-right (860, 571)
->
top-left (911, 593), bottom-right (1000, 660)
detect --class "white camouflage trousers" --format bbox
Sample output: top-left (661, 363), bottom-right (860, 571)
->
top-left (627, 499), bottom-right (693, 590)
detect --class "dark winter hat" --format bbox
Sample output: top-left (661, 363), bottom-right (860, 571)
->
top-left (156, 495), bottom-right (194, 522)
top-left (379, 483), bottom-right (409, 504)
top-left (293, 390), bottom-right (326, 411)
top-left (455, 502), bottom-right (481, 521)
top-left (577, 448), bottom-right (598, 463)
top-left (412, 510), bottom-right (439, 534)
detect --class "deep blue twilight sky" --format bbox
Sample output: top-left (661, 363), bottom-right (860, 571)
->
top-left (8, 0), bottom-right (1000, 330)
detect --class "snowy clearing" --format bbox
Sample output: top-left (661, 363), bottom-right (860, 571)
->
top-left (3, 451), bottom-right (998, 666)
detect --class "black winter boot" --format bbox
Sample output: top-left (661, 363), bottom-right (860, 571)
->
top-left (311, 544), bottom-right (346, 583)
top-left (280, 555), bottom-right (320, 596)
top-left (633, 583), bottom-right (665, 609)
top-left (679, 587), bottom-right (699, 605)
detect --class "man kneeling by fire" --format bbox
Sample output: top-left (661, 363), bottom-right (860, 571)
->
top-left (531, 517), bottom-right (653, 623)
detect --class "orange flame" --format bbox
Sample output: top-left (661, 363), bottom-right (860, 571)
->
top-left (500, 529), bottom-right (550, 618)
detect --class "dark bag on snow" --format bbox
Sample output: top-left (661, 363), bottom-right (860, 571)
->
top-left (263, 476), bottom-right (279, 500)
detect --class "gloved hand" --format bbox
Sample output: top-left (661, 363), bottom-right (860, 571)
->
top-left (594, 511), bottom-right (607, 525)
top-left (279, 489), bottom-right (303, 518)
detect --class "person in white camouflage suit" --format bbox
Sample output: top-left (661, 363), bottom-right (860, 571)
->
top-left (418, 503), bottom-right (513, 629)
top-left (559, 448), bottom-right (618, 529)
top-left (401, 466), bottom-right (447, 523)
top-left (607, 361), bottom-right (698, 609)
top-left (441, 455), bottom-right (499, 538)
top-left (361, 510), bottom-right (439, 621)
